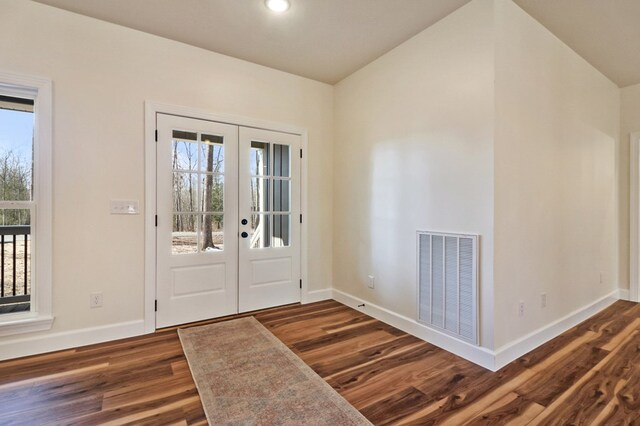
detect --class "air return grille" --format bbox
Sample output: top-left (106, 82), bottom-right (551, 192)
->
top-left (418, 231), bottom-right (478, 345)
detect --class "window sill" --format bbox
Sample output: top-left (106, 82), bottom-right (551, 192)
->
top-left (0, 314), bottom-right (54, 338)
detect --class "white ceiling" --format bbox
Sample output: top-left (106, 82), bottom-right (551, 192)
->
top-left (31, 0), bottom-right (471, 85)
top-left (514, 0), bottom-right (640, 88)
top-left (32, 0), bottom-right (640, 87)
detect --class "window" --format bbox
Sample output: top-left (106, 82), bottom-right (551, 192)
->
top-left (0, 95), bottom-right (33, 314)
top-left (0, 72), bottom-right (52, 336)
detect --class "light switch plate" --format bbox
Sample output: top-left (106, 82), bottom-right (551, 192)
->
top-left (110, 200), bottom-right (139, 215)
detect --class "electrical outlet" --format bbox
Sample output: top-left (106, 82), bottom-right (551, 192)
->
top-left (90, 292), bottom-right (103, 308)
top-left (541, 293), bottom-right (547, 308)
top-left (518, 301), bottom-right (525, 317)
top-left (367, 275), bottom-right (375, 289)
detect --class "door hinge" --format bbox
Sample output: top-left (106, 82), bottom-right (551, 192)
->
top-left (299, 279), bottom-right (302, 289)
top-left (155, 300), bottom-right (158, 312)
top-left (300, 149), bottom-right (303, 158)
top-left (300, 214), bottom-right (303, 223)
top-left (155, 215), bottom-right (158, 227)
top-left (155, 129), bottom-right (158, 142)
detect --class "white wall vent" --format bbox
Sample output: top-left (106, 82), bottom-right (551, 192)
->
top-left (417, 231), bottom-right (479, 345)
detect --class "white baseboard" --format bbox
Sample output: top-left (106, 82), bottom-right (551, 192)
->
top-left (0, 320), bottom-right (146, 361)
top-left (0, 289), bottom-right (328, 362)
top-left (0, 287), bottom-right (628, 366)
top-left (332, 288), bottom-right (624, 372)
top-left (617, 288), bottom-right (630, 301)
top-left (331, 289), bottom-right (496, 370)
top-left (302, 288), bottom-right (332, 304)
top-left (493, 289), bottom-right (619, 370)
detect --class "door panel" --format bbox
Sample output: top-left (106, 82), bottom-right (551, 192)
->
top-left (156, 114), bottom-right (238, 328)
top-left (238, 127), bottom-right (301, 312)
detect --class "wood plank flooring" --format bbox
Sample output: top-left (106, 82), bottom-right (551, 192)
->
top-left (0, 299), bottom-right (639, 425)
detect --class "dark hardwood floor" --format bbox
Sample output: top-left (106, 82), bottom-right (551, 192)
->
top-left (0, 299), bottom-right (639, 425)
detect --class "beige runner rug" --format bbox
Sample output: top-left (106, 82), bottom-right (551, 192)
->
top-left (178, 316), bottom-right (372, 425)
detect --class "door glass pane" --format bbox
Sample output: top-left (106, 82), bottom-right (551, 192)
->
top-left (172, 129), bottom-right (226, 254)
top-left (273, 144), bottom-right (290, 177)
top-left (200, 174), bottom-right (224, 213)
top-left (172, 214), bottom-right (197, 255)
top-left (272, 214), bottom-right (290, 247)
top-left (273, 179), bottom-right (290, 212)
top-left (173, 172), bottom-right (198, 213)
top-left (172, 139), bottom-right (198, 171)
top-left (200, 214), bottom-right (224, 251)
top-left (251, 177), bottom-right (270, 212)
top-left (250, 141), bottom-right (270, 176)
top-left (200, 135), bottom-right (224, 173)
top-left (250, 214), bottom-right (270, 249)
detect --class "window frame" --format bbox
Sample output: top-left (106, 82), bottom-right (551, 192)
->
top-left (0, 71), bottom-right (53, 337)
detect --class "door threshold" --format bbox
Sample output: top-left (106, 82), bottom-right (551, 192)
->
top-left (155, 302), bottom-right (302, 333)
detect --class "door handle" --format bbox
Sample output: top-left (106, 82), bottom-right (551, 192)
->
top-left (241, 219), bottom-right (248, 225)
top-left (241, 232), bottom-right (249, 238)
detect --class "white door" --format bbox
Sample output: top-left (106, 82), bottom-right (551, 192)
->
top-left (238, 127), bottom-right (301, 312)
top-left (156, 114), bottom-right (239, 328)
top-left (155, 115), bottom-right (302, 326)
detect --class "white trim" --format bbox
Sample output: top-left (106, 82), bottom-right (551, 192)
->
top-left (145, 102), bottom-right (307, 136)
top-left (302, 288), bottom-right (332, 304)
top-left (0, 287), bottom-right (626, 363)
top-left (630, 132), bottom-right (640, 303)
top-left (144, 101), bottom-right (311, 331)
top-left (0, 320), bottom-right (145, 361)
top-left (300, 131), bottom-right (310, 303)
top-left (0, 70), bottom-right (53, 335)
top-left (0, 315), bottom-right (53, 338)
top-left (617, 288), bottom-right (630, 301)
top-left (331, 289), bottom-right (496, 370)
top-left (493, 289), bottom-right (619, 370)
top-left (144, 104), bottom-right (157, 333)
top-left (332, 287), bottom-right (622, 372)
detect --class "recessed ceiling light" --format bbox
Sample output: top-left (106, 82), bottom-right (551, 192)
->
top-left (265, 0), bottom-right (290, 13)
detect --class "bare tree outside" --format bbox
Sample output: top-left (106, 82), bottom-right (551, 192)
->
top-left (202, 141), bottom-right (223, 250)
top-left (0, 149), bottom-right (32, 305)
top-left (0, 101), bottom-right (34, 313)
top-left (0, 149), bottom-right (31, 225)
top-left (172, 140), bottom-right (196, 235)
top-left (171, 136), bottom-right (224, 254)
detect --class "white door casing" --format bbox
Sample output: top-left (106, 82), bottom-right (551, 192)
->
top-left (630, 132), bottom-right (640, 302)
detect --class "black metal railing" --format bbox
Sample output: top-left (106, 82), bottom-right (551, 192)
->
top-left (0, 226), bottom-right (30, 312)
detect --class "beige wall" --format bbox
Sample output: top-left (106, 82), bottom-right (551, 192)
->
top-left (0, 1), bottom-right (333, 336)
top-left (494, 0), bottom-right (620, 348)
top-left (0, 0), bottom-right (626, 358)
top-left (333, 0), bottom-right (621, 352)
top-left (621, 83), bottom-right (640, 292)
top-left (333, 0), bottom-right (496, 348)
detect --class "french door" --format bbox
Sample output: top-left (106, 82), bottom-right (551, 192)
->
top-left (238, 127), bottom-right (301, 312)
top-left (155, 114), bottom-right (301, 328)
